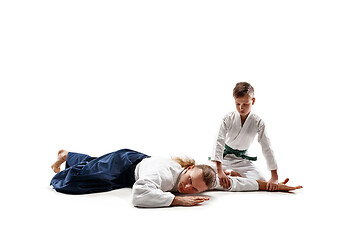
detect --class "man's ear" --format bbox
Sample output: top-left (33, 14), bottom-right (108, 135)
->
top-left (252, 98), bottom-right (256, 105)
top-left (185, 165), bottom-right (195, 173)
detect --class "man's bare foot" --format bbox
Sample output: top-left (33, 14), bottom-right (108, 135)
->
top-left (51, 150), bottom-right (68, 173)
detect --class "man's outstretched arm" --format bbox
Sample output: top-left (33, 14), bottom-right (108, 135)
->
top-left (224, 170), bottom-right (302, 192)
top-left (257, 178), bottom-right (302, 192)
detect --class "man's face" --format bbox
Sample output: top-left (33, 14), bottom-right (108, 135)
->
top-left (177, 166), bottom-right (208, 194)
top-left (235, 94), bottom-right (255, 118)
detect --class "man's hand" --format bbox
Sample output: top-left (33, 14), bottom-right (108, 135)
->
top-left (171, 196), bottom-right (210, 206)
top-left (277, 178), bottom-right (303, 192)
top-left (258, 178), bottom-right (302, 192)
top-left (257, 178), bottom-right (302, 192)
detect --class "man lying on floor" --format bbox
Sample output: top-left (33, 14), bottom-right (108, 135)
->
top-left (50, 148), bottom-right (302, 208)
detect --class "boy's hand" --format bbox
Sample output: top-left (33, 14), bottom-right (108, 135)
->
top-left (266, 177), bottom-right (278, 191)
top-left (218, 171), bottom-right (231, 189)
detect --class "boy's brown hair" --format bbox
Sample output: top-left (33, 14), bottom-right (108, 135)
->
top-left (233, 82), bottom-right (254, 98)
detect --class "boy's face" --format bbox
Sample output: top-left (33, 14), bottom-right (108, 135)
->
top-left (235, 94), bottom-right (255, 118)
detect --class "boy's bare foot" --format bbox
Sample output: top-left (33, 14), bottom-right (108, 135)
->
top-left (224, 169), bottom-right (242, 177)
top-left (51, 150), bottom-right (68, 173)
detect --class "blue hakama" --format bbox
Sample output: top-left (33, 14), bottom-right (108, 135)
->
top-left (50, 149), bottom-right (150, 194)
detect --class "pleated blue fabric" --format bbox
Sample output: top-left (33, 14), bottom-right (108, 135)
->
top-left (50, 149), bottom-right (149, 194)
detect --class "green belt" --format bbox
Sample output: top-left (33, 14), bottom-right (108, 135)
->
top-left (223, 144), bottom-right (257, 161)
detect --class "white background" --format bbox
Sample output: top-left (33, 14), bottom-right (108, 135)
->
top-left (1, 1), bottom-right (359, 239)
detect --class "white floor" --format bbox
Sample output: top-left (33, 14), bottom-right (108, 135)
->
top-left (1, 1), bottom-right (360, 239)
top-left (2, 150), bottom-right (358, 240)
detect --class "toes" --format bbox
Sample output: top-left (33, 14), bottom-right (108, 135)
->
top-left (58, 149), bottom-right (67, 157)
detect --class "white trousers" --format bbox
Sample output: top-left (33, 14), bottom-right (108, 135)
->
top-left (209, 154), bottom-right (266, 191)
top-left (210, 154), bottom-right (265, 184)
top-left (222, 154), bottom-right (265, 181)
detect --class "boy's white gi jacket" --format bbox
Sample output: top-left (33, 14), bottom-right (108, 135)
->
top-left (132, 156), bottom-right (259, 208)
top-left (212, 111), bottom-right (278, 171)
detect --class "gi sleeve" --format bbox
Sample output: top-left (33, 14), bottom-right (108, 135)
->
top-left (257, 119), bottom-right (278, 171)
top-left (212, 176), bottom-right (259, 191)
top-left (211, 114), bottom-right (230, 163)
top-left (132, 178), bottom-right (175, 208)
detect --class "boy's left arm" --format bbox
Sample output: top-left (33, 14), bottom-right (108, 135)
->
top-left (267, 169), bottom-right (279, 191)
top-left (257, 119), bottom-right (279, 191)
